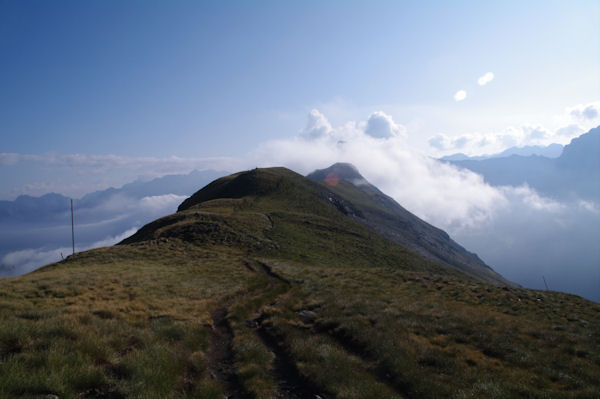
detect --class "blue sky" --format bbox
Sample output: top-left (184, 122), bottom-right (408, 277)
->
top-left (1, 0), bottom-right (599, 198)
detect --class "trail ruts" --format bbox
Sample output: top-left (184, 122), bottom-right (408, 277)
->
top-left (257, 260), bottom-right (291, 285)
top-left (209, 260), bottom-right (324, 399)
top-left (255, 313), bottom-right (329, 399)
top-left (251, 260), bottom-right (325, 398)
top-left (208, 305), bottom-right (251, 399)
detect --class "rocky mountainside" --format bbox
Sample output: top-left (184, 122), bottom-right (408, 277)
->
top-left (307, 163), bottom-right (512, 286)
top-left (557, 125), bottom-right (600, 172)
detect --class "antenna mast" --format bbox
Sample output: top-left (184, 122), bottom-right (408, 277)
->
top-left (71, 199), bottom-right (75, 255)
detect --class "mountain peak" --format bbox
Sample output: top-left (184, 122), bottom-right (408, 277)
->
top-left (177, 167), bottom-right (298, 212)
top-left (558, 125), bottom-right (600, 171)
top-left (306, 162), bottom-right (368, 186)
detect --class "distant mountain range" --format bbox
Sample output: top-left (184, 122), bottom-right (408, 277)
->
top-left (442, 127), bottom-right (600, 200)
top-left (0, 169), bottom-right (225, 223)
top-left (441, 143), bottom-right (564, 161)
top-left (0, 169), bottom-right (225, 275)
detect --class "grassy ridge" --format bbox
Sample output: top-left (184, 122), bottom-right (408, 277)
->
top-left (0, 167), bottom-right (598, 398)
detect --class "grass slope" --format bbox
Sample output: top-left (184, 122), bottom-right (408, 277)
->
top-left (0, 167), bottom-right (598, 398)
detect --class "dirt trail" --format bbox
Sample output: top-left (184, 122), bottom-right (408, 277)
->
top-left (207, 306), bottom-right (250, 399)
top-left (255, 315), bottom-right (326, 399)
top-left (207, 259), bottom-right (326, 399)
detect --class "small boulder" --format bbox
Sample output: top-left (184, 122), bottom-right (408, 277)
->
top-left (297, 310), bottom-right (317, 324)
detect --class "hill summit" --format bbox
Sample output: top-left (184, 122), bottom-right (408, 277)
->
top-left (0, 165), bottom-right (598, 399)
top-left (130, 164), bottom-right (508, 285)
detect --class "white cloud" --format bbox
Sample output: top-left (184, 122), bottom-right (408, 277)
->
top-left (427, 115), bottom-right (595, 156)
top-left (453, 136), bottom-right (470, 149)
top-left (301, 109), bottom-right (334, 140)
top-left (477, 72), bottom-right (494, 86)
top-left (0, 190), bottom-right (188, 276)
top-left (569, 102), bottom-right (600, 121)
top-left (88, 193), bottom-right (188, 216)
top-left (555, 124), bottom-right (584, 137)
top-left (139, 194), bottom-right (188, 212)
top-left (454, 187), bottom-right (600, 302)
top-left (85, 227), bottom-right (139, 248)
top-left (428, 133), bottom-right (484, 152)
top-left (506, 184), bottom-right (564, 212)
top-left (454, 90), bottom-right (467, 101)
top-left (0, 227), bottom-right (138, 276)
top-left (435, 89), bottom-right (596, 158)
top-left (428, 134), bottom-right (449, 150)
top-left (364, 111), bottom-right (406, 138)
top-left (523, 125), bottom-right (551, 142)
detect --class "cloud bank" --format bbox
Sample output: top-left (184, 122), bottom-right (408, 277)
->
top-left (0, 194), bottom-right (187, 277)
top-left (254, 110), bottom-right (508, 229)
top-left (568, 102), bottom-right (600, 121)
top-left (428, 101), bottom-right (600, 155)
top-left (455, 192), bottom-right (600, 302)
top-left (0, 228), bottom-right (138, 277)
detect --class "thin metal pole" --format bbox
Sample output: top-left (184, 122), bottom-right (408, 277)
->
top-left (71, 199), bottom-right (75, 255)
top-left (542, 276), bottom-right (549, 291)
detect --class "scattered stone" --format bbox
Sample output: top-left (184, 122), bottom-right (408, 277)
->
top-left (245, 319), bottom-right (258, 328)
top-left (297, 310), bottom-right (317, 324)
top-left (74, 384), bottom-right (124, 399)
